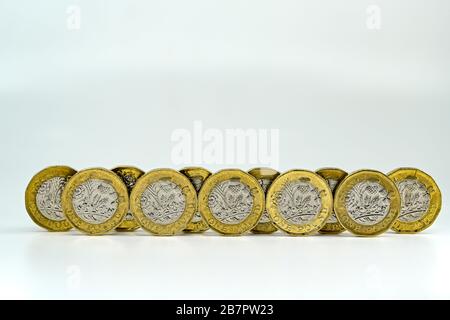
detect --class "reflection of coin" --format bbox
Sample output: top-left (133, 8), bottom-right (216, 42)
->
top-left (198, 169), bottom-right (264, 235)
top-left (112, 166), bottom-right (144, 232)
top-left (334, 170), bottom-right (400, 236)
top-left (266, 170), bottom-right (333, 236)
top-left (62, 168), bottom-right (129, 235)
top-left (130, 169), bottom-right (197, 235)
top-left (316, 168), bottom-right (347, 234)
top-left (248, 168), bottom-right (280, 234)
top-left (180, 167), bottom-right (211, 233)
top-left (25, 166), bottom-right (77, 231)
top-left (388, 168), bottom-right (441, 233)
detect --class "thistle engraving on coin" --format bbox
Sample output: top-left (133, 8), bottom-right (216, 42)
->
top-left (140, 180), bottom-right (186, 225)
top-left (208, 180), bottom-right (254, 224)
top-left (36, 177), bottom-right (67, 221)
top-left (326, 179), bottom-right (338, 223)
top-left (345, 180), bottom-right (390, 225)
top-left (397, 179), bottom-right (431, 223)
top-left (276, 180), bottom-right (322, 225)
top-left (190, 176), bottom-right (203, 223)
top-left (258, 178), bottom-right (272, 223)
top-left (72, 179), bottom-right (119, 224)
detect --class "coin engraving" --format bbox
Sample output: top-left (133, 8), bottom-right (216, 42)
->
top-left (397, 178), bottom-right (431, 223)
top-left (326, 179), bottom-right (338, 223)
top-left (121, 173), bottom-right (138, 192)
top-left (117, 172), bottom-right (139, 221)
top-left (190, 177), bottom-right (203, 223)
top-left (191, 177), bottom-right (203, 192)
top-left (36, 176), bottom-right (67, 221)
top-left (277, 180), bottom-right (322, 225)
top-left (208, 180), bottom-right (254, 224)
top-left (345, 180), bottom-right (390, 225)
top-left (140, 180), bottom-right (186, 225)
top-left (72, 179), bottom-right (119, 224)
top-left (258, 178), bottom-right (272, 223)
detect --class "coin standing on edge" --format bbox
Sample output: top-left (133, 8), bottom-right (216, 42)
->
top-left (266, 170), bottom-right (333, 236)
top-left (388, 168), bottom-right (441, 233)
top-left (62, 168), bottom-right (129, 235)
top-left (25, 166), bottom-right (77, 231)
top-left (112, 166), bottom-right (145, 232)
top-left (130, 168), bottom-right (197, 236)
top-left (248, 168), bottom-right (280, 234)
top-left (180, 167), bottom-right (212, 233)
top-left (316, 168), bottom-right (348, 234)
top-left (198, 169), bottom-right (265, 235)
top-left (334, 169), bottom-right (401, 236)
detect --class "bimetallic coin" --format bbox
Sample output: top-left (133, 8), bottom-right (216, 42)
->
top-left (334, 170), bottom-right (400, 236)
top-left (62, 168), bottom-right (129, 235)
top-left (180, 167), bottom-right (212, 233)
top-left (112, 166), bottom-right (144, 232)
top-left (388, 168), bottom-right (441, 233)
top-left (25, 166), bottom-right (76, 231)
top-left (198, 169), bottom-right (265, 235)
top-left (248, 168), bottom-right (280, 234)
top-left (316, 168), bottom-right (348, 234)
top-left (266, 170), bottom-right (333, 236)
top-left (130, 169), bottom-right (197, 235)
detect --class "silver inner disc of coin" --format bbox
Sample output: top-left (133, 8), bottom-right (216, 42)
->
top-left (325, 179), bottom-right (339, 224)
top-left (277, 180), bottom-right (322, 225)
top-left (345, 180), bottom-right (390, 225)
top-left (36, 176), bottom-right (67, 221)
top-left (258, 178), bottom-right (272, 223)
top-left (72, 179), bottom-right (119, 224)
top-left (397, 178), bottom-right (430, 222)
top-left (140, 180), bottom-right (186, 225)
top-left (208, 180), bottom-right (254, 224)
top-left (190, 176), bottom-right (204, 223)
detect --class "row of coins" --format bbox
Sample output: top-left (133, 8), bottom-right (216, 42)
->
top-left (25, 166), bottom-right (442, 236)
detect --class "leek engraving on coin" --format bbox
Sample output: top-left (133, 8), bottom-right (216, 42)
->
top-left (140, 181), bottom-right (186, 225)
top-left (277, 180), bottom-right (322, 225)
top-left (72, 179), bottom-right (119, 224)
top-left (345, 180), bottom-right (390, 225)
top-left (208, 180), bottom-right (254, 224)
top-left (190, 177), bottom-right (203, 223)
top-left (326, 179), bottom-right (338, 223)
top-left (397, 179), bottom-right (431, 223)
top-left (258, 178), bottom-right (272, 223)
top-left (36, 177), bottom-right (67, 221)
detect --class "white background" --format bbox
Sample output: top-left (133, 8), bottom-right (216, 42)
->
top-left (0, 0), bottom-right (449, 299)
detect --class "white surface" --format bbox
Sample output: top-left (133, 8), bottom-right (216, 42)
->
top-left (1, 0), bottom-right (449, 299)
top-left (1, 226), bottom-right (450, 300)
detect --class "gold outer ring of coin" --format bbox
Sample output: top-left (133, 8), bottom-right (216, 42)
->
top-left (316, 168), bottom-right (348, 234)
top-left (248, 167), bottom-right (280, 234)
top-left (25, 166), bottom-right (76, 231)
top-left (388, 167), bottom-right (442, 233)
top-left (130, 168), bottom-right (197, 236)
top-left (334, 169), bottom-right (401, 236)
top-left (198, 169), bottom-right (265, 236)
top-left (112, 166), bottom-right (145, 232)
top-left (266, 170), bottom-right (333, 236)
top-left (62, 168), bottom-right (129, 235)
top-left (179, 167), bottom-right (211, 233)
